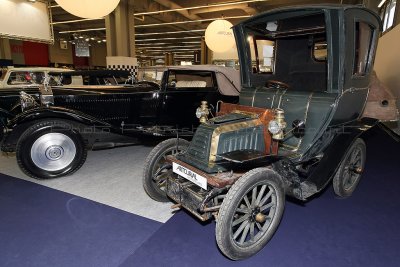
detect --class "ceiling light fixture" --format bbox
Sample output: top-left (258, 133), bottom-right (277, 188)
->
top-left (59, 28), bottom-right (106, 34)
top-left (134, 0), bottom-right (267, 16)
top-left (55, 0), bottom-right (120, 19)
top-left (135, 36), bottom-right (202, 42)
top-left (135, 29), bottom-right (205, 36)
top-left (52, 18), bottom-right (103, 25)
top-left (135, 15), bottom-right (250, 28)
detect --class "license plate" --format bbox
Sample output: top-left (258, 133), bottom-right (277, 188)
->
top-left (172, 162), bottom-right (207, 190)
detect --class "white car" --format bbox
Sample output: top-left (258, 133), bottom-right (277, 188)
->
top-left (0, 67), bottom-right (71, 89)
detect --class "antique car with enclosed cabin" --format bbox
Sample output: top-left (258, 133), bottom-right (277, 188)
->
top-left (0, 65), bottom-right (240, 179)
top-left (142, 5), bottom-right (399, 260)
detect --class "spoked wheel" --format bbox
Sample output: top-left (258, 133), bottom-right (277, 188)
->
top-left (333, 138), bottom-right (366, 198)
top-left (16, 120), bottom-right (87, 179)
top-left (142, 138), bottom-right (190, 202)
top-left (216, 168), bottom-right (285, 260)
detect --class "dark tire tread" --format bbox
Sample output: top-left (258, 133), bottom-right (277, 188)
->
top-left (16, 120), bottom-right (87, 179)
top-left (142, 138), bottom-right (190, 202)
top-left (216, 167), bottom-right (285, 260)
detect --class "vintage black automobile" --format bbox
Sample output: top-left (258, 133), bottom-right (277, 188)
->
top-left (143, 5), bottom-right (399, 260)
top-left (0, 66), bottom-right (240, 179)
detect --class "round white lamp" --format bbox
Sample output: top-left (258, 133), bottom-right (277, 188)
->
top-left (204, 19), bottom-right (235, 53)
top-left (55, 0), bottom-right (120, 19)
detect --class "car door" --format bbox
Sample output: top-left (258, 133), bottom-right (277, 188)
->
top-left (159, 69), bottom-right (221, 133)
top-left (333, 9), bottom-right (381, 124)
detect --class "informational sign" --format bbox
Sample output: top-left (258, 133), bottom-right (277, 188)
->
top-left (75, 40), bottom-right (90, 57)
top-left (0, 0), bottom-right (53, 43)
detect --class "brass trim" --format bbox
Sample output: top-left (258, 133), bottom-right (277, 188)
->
top-left (209, 118), bottom-right (263, 163)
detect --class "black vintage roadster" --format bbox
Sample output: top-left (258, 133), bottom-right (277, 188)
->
top-left (0, 66), bottom-right (239, 179)
top-left (142, 5), bottom-right (399, 260)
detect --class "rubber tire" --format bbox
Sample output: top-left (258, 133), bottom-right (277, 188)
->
top-left (16, 120), bottom-right (87, 179)
top-left (216, 168), bottom-right (285, 260)
top-left (333, 138), bottom-right (366, 198)
top-left (142, 138), bottom-right (190, 202)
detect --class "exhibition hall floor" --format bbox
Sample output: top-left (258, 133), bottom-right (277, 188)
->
top-left (1, 127), bottom-right (400, 267)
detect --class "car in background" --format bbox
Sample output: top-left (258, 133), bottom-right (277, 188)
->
top-left (0, 67), bottom-right (70, 89)
top-left (49, 69), bottom-right (133, 86)
top-left (0, 65), bottom-right (240, 179)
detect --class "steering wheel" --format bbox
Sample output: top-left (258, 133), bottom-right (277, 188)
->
top-left (266, 80), bottom-right (290, 89)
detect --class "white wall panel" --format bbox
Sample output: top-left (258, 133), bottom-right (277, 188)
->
top-left (0, 0), bottom-right (53, 43)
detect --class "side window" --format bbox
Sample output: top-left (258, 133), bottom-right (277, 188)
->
top-left (7, 72), bottom-right (31, 85)
top-left (168, 71), bottom-right (215, 90)
top-left (250, 37), bottom-right (275, 73)
top-left (353, 21), bottom-right (375, 77)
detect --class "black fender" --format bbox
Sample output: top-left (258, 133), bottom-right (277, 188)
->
top-left (304, 117), bottom-right (379, 193)
top-left (1, 106), bottom-right (113, 152)
top-left (7, 106), bottom-right (111, 129)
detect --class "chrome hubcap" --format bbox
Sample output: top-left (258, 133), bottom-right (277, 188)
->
top-left (31, 133), bottom-right (76, 171)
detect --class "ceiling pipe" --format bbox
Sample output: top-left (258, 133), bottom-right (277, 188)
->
top-left (188, 3), bottom-right (257, 15)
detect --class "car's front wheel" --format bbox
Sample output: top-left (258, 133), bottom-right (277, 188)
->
top-left (142, 138), bottom-right (190, 202)
top-left (16, 120), bottom-right (87, 179)
top-left (216, 168), bottom-right (285, 260)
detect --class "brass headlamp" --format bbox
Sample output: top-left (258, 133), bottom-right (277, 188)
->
top-left (196, 101), bottom-right (210, 124)
top-left (268, 108), bottom-right (287, 140)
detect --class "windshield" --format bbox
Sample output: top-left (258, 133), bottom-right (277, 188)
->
top-left (137, 68), bottom-right (165, 85)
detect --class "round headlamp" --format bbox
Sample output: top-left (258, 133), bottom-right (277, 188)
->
top-left (195, 107), bottom-right (203, 119)
top-left (268, 120), bottom-right (281, 135)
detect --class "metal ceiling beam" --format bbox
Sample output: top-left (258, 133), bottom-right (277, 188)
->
top-left (152, 0), bottom-right (203, 21)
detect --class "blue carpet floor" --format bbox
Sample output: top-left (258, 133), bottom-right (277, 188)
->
top-left (121, 127), bottom-right (400, 267)
top-left (0, 175), bottom-right (162, 267)
top-left (1, 126), bottom-right (400, 267)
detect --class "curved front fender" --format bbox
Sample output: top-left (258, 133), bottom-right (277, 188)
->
top-left (7, 106), bottom-right (111, 129)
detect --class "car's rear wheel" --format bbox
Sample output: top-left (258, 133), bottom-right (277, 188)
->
top-left (16, 120), bottom-right (87, 179)
top-left (333, 138), bottom-right (366, 198)
top-left (216, 168), bottom-right (285, 260)
top-left (142, 138), bottom-right (190, 202)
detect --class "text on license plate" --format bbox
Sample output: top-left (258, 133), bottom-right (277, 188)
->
top-left (172, 162), bottom-right (207, 190)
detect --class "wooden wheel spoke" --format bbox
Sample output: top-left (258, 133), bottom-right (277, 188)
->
top-left (260, 202), bottom-right (274, 212)
top-left (239, 223), bottom-right (250, 244)
top-left (244, 195), bottom-right (251, 208)
top-left (233, 221), bottom-right (249, 240)
top-left (236, 207), bottom-right (250, 213)
top-left (251, 187), bottom-right (258, 206)
top-left (259, 189), bottom-right (273, 207)
top-left (250, 222), bottom-right (255, 241)
top-left (255, 185), bottom-right (267, 206)
top-left (232, 213), bottom-right (250, 227)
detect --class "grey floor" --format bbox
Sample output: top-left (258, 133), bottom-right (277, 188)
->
top-left (0, 145), bottom-right (175, 223)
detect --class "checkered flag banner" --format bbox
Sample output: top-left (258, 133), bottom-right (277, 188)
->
top-left (106, 56), bottom-right (138, 80)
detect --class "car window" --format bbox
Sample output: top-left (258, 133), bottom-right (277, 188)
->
top-left (353, 21), bottom-right (375, 77)
top-left (167, 71), bottom-right (215, 90)
top-left (137, 69), bottom-right (163, 85)
top-left (7, 71), bottom-right (45, 85)
top-left (249, 37), bottom-right (275, 73)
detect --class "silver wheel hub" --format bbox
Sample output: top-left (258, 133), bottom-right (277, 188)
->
top-left (31, 133), bottom-right (76, 171)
